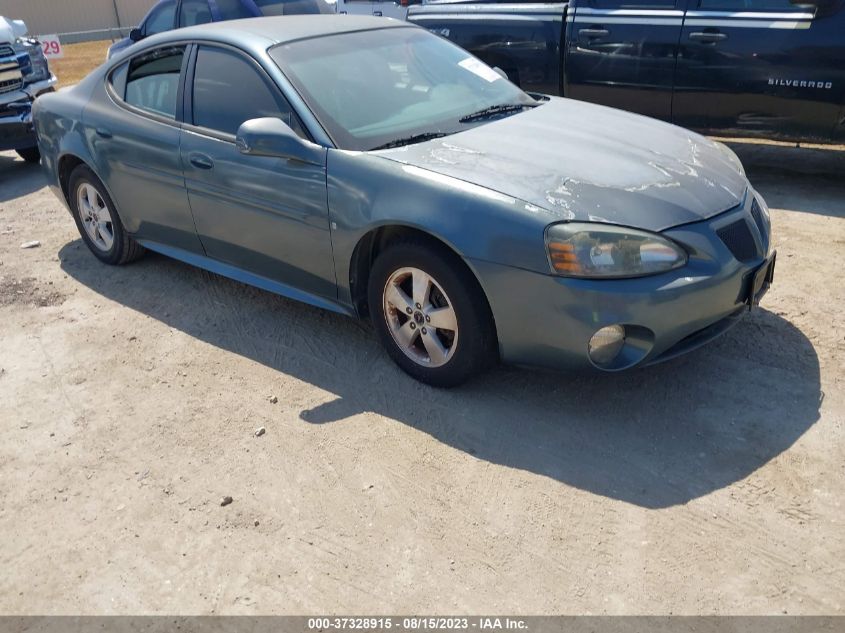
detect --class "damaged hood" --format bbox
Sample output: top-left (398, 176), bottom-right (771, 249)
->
top-left (377, 97), bottom-right (748, 231)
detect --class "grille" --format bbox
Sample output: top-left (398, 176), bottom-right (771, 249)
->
top-left (749, 198), bottom-right (769, 250)
top-left (0, 44), bottom-right (22, 95)
top-left (0, 77), bottom-right (23, 94)
top-left (717, 219), bottom-right (758, 262)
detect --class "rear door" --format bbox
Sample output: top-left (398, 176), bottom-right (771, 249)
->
top-left (565, 0), bottom-right (686, 121)
top-left (89, 44), bottom-right (204, 254)
top-left (673, 0), bottom-right (845, 142)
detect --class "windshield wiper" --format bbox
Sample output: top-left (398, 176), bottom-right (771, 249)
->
top-left (370, 132), bottom-right (450, 151)
top-left (459, 103), bottom-right (537, 123)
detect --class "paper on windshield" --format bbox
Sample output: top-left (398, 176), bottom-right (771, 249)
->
top-left (458, 58), bottom-right (502, 83)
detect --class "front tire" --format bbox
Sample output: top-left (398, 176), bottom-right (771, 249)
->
top-left (16, 146), bottom-right (41, 163)
top-left (69, 165), bottom-right (144, 265)
top-left (368, 238), bottom-right (497, 387)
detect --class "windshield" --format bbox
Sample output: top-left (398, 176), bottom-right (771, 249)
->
top-left (269, 27), bottom-right (536, 151)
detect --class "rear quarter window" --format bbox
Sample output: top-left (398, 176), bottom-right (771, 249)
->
top-left (109, 62), bottom-right (129, 97)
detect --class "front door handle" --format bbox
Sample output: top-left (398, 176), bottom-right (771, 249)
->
top-left (689, 31), bottom-right (728, 43)
top-left (373, 10), bottom-right (383, 15)
top-left (189, 153), bottom-right (214, 170)
top-left (95, 127), bottom-right (112, 139)
top-left (579, 28), bottom-right (610, 39)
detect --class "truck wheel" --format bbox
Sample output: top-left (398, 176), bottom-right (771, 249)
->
top-left (368, 238), bottom-right (497, 387)
top-left (16, 147), bottom-right (41, 164)
top-left (68, 165), bottom-right (145, 265)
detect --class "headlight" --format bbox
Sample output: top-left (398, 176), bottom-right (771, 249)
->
top-left (545, 222), bottom-right (687, 278)
top-left (14, 37), bottom-right (51, 82)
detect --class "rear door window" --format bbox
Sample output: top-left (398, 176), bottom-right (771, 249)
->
top-left (144, 0), bottom-right (177, 36)
top-left (125, 46), bottom-right (186, 119)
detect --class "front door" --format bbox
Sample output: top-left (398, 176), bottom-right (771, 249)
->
top-left (673, 0), bottom-right (845, 142)
top-left (565, 0), bottom-right (686, 121)
top-left (180, 44), bottom-right (336, 300)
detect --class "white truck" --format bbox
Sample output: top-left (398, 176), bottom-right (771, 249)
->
top-left (1, 16), bottom-right (57, 163)
top-left (333, 0), bottom-right (414, 20)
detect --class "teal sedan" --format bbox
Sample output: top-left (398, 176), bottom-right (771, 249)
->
top-left (34, 16), bottom-right (775, 386)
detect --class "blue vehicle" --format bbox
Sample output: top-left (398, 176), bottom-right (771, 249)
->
top-left (1, 16), bottom-right (57, 162)
top-left (409, 0), bottom-right (845, 144)
top-left (36, 16), bottom-right (775, 386)
top-left (107, 0), bottom-right (334, 59)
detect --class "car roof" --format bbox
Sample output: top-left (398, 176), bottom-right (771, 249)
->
top-left (146, 15), bottom-right (412, 50)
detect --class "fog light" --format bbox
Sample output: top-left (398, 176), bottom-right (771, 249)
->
top-left (589, 325), bottom-right (626, 367)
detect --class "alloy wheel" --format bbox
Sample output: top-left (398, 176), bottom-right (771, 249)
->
top-left (77, 182), bottom-right (115, 252)
top-left (382, 266), bottom-right (459, 368)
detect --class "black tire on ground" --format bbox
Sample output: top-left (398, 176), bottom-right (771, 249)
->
top-left (16, 146), bottom-right (41, 163)
top-left (68, 164), bottom-right (145, 265)
top-left (367, 237), bottom-right (498, 387)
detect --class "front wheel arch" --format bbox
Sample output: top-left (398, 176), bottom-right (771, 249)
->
top-left (349, 225), bottom-right (496, 329)
top-left (366, 235), bottom-right (499, 386)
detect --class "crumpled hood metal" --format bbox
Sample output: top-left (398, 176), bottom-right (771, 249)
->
top-left (376, 97), bottom-right (747, 232)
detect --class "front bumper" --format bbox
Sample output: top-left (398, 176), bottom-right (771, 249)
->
top-left (0, 75), bottom-right (57, 151)
top-left (471, 192), bottom-right (774, 372)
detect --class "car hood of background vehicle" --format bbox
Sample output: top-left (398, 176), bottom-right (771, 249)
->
top-left (377, 97), bottom-right (747, 232)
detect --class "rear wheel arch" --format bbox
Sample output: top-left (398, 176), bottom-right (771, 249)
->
top-left (58, 155), bottom-right (125, 225)
top-left (58, 154), bottom-right (87, 204)
top-left (67, 163), bottom-right (144, 265)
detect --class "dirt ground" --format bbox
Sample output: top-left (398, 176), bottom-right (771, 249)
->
top-left (49, 41), bottom-right (110, 87)
top-left (0, 142), bottom-right (843, 615)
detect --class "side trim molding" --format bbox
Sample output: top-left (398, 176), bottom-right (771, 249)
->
top-left (137, 240), bottom-right (354, 317)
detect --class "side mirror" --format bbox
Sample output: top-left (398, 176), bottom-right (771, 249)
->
top-left (236, 117), bottom-right (325, 166)
top-left (129, 28), bottom-right (143, 42)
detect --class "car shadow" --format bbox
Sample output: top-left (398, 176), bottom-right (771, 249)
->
top-left (726, 141), bottom-right (845, 218)
top-left (59, 242), bottom-right (822, 510)
top-left (0, 153), bottom-right (47, 203)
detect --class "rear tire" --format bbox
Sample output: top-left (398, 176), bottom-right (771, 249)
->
top-left (16, 146), bottom-right (40, 163)
top-left (69, 165), bottom-right (144, 265)
top-left (368, 238), bottom-right (497, 387)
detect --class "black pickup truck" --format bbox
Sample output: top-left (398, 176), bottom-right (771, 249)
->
top-left (407, 0), bottom-right (845, 144)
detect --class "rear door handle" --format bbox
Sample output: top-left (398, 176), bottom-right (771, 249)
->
top-left (579, 28), bottom-right (610, 39)
top-left (689, 31), bottom-right (728, 43)
top-left (95, 127), bottom-right (112, 139)
top-left (189, 153), bottom-right (214, 170)
top-left (373, 10), bottom-right (383, 15)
